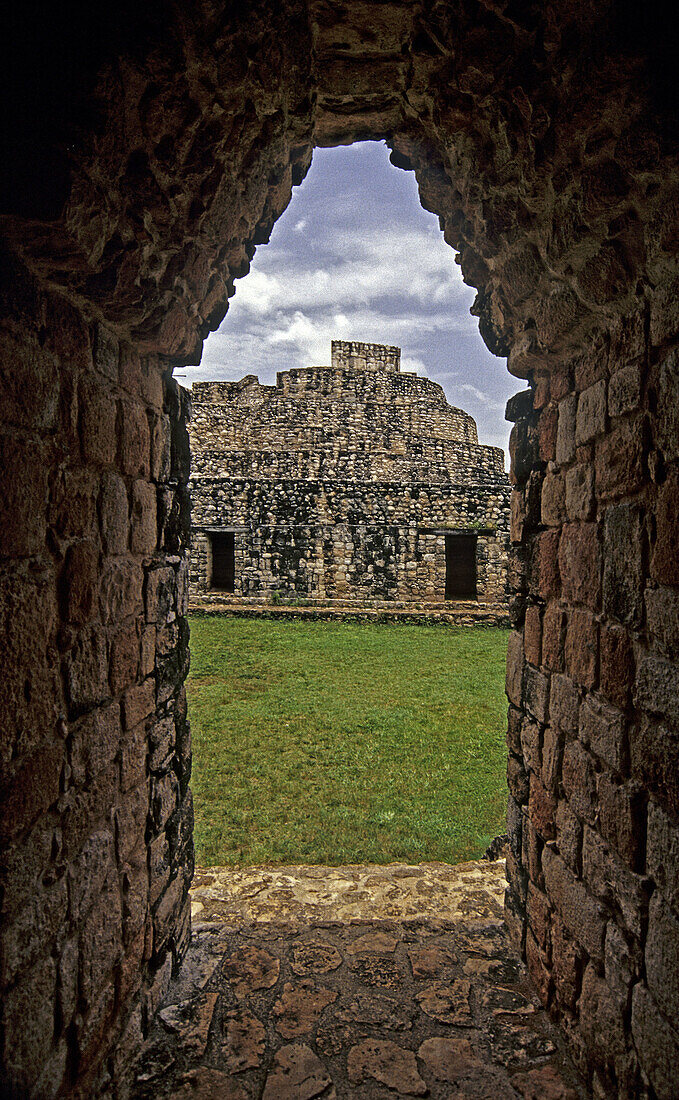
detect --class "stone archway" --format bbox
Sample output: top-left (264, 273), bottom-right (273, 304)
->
top-left (1, 2), bottom-right (678, 1095)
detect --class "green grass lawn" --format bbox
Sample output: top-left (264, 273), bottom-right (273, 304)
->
top-left (188, 616), bottom-right (509, 868)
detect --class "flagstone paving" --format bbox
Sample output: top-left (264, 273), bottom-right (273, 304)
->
top-left (130, 861), bottom-right (585, 1098)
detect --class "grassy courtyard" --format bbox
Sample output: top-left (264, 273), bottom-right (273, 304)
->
top-left (188, 616), bottom-right (509, 868)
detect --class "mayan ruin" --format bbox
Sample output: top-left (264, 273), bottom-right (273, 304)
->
top-left (2, 1), bottom-right (679, 1096)
top-left (188, 340), bottom-right (510, 618)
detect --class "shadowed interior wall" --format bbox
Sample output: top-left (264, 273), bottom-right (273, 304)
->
top-left (1, 1), bottom-right (678, 1096)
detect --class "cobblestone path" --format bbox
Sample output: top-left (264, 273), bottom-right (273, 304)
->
top-left (130, 861), bottom-right (584, 1098)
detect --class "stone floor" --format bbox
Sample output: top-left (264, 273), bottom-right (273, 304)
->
top-left (130, 861), bottom-right (585, 1098)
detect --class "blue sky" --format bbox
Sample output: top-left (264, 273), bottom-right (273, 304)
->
top-left (182, 141), bottom-right (521, 455)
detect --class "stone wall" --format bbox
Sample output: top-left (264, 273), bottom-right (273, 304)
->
top-left (0, 256), bottom-right (193, 1097)
top-left (188, 341), bottom-right (510, 609)
top-left (1, 1), bottom-right (679, 1095)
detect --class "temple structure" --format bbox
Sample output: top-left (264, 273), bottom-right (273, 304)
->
top-left (188, 340), bottom-right (510, 616)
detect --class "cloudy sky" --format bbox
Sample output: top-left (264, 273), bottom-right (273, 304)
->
top-left (181, 140), bottom-right (521, 455)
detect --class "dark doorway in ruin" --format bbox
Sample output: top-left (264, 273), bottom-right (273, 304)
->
top-left (445, 534), bottom-right (477, 600)
top-left (210, 531), bottom-right (235, 592)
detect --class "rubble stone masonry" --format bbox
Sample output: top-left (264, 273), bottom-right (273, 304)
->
top-left (188, 340), bottom-right (510, 613)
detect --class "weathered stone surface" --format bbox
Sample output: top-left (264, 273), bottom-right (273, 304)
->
top-left (348, 1038), bottom-right (426, 1095)
top-left (273, 981), bottom-right (337, 1038)
top-left (290, 941), bottom-right (343, 975)
top-left (221, 1006), bottom-right (266, 1072)
top-left (263, 1044), bottom-right (335, 1100)
top-left (631, 984), bottom-right (679, 1100)
top-left (415, 979), bottom-right (472, 1024)
top-left (221, 946), bottom-right (281, 998)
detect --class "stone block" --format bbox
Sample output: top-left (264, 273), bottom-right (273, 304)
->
top-left (651, 471), bottom-right (679, 586)
top-left (93, 324), bottom-right (119, 382)
top-left (656, 348), bottom-right (679, 461)
top-left (151, 770), bottom-right (180, 834)
top-left (556, 394), bottom-right (577, 465)
top-left (636, 656), bottom-right (679, 727)
top-left (602, 503), bottom-right (644, 626)
top-left (523, 604), bottom-right (541, 666)
top-left (583, 826), bottom-right (649, 939)
top-left (532, 529), bottom-right (560, 598)
top-left (556, 800), bottom-right (582, 873)
top-left (0, 561), bottom-right (59, 762)
top-left (0, 434), bottom-right (47, 557)
top-left (0, 741), bottom-right (64, 840)
top-left (597, 772), bottom-right (644, 869)
top-left (0, 876), bottom-right (68, 986)
top-left (130, 480), bottom-right (157, 556)
top-left (1, 956), bottom-right (57, 1093)
top-left (646, 586), bottom-right (679, 661)
top-left (121, 718), bottom-right (148, 793)
top-left (99, 557), bottom-right (143, 624)
top-left (115, 781), bottom-right (150, 865)
top-left (150, 412), bottom-right (172, 481)
top-left (608, 362), bottom-right (641, 417)
top-left (99, 473), bottom-right (129, 555)
top-left (119, 398), bottom-right (151, 478)
top-left (145, 566), bottom-right (177, 625)
top-left (579, 963), bottom-right (627, 1067)
top-left (541, 725), bottom-right (563, 793)
top-left (69, 829), bottom-right (116, 924)
top-left (565, 609), bottom-right (597, 689)
top-left (60, 763), bottom-right (118, 861)
top-left (50, 467), bottom-right (99, 540)
top-left (524, 665), bottom-right (549, 724)
top-left (507, 706), bottom-right (522, 754)
top-left (539, 406), bottom-right (558, 463)
top-left (599, 624), bottom-right (634, 709)
top-left (507, 753), bottom-right (529, 804)
top-left (646, 893), bottom-right (679, 1025)
top-left (629, 716), bottom-right (679, 818)
top-left (121, 844), bottom-right (149, 947)
top-left (80, 874), bottom-right (123, 1007)
top-left (529, 774), bottom-right (556, 841)
top-left (552, 915), bottom-right (580, 1011)
top-left (542, 845), bottom-right (606, 962)
top-left (80, 378), bottom-right (118, 467)
top-left (549, 674), bottom-right (579, 735)
top-left (565, 464), bottom-right (595, 521)
top-left (576, 380), bottom-right (607, 445)
top-left (65, 625), bottom-right (109, 716)
top-left (61, 541), bottom-right (99, 625)
top-left (0, 328), bottom-right (60, 431)
top-left (505, 630), bottom-right (524, 706)
top-left (647, 799), bottom-right (679, 915)
top-left (119, 345), bottom-right (141, 394)
top-left (149, 831), bottom-right (171, 906)
top-left (579, 695), bottom-right (626, 774)
top-left (141, 355), bottom-right (165, 410)
top-left (541, 602), bottom-right (565, 672)
top-left (631, 983), bottom-right (679, 1100)
top-left (558, 523), bottom-right (600, 609)
top-left (595, 417), bottom-right (645, 501)
top-left (153, 872), bottom-right (185, 954)
top-left (122, 678), bottom-right (155, 730)
top-left (541, 471), bottom-right (565, 525)
top-left (109, 620), bottom-right (140, 697)
top-left (525, 927), bottom-right (551, 1006)
top-left (522, 815), bottom-right (544, 888)
top-left (562, 741), bottom-right (597, 824)
top-left (605, 921), bottom-right (638, 1011)
top-left (520, 717), bottom-right (541, 776)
